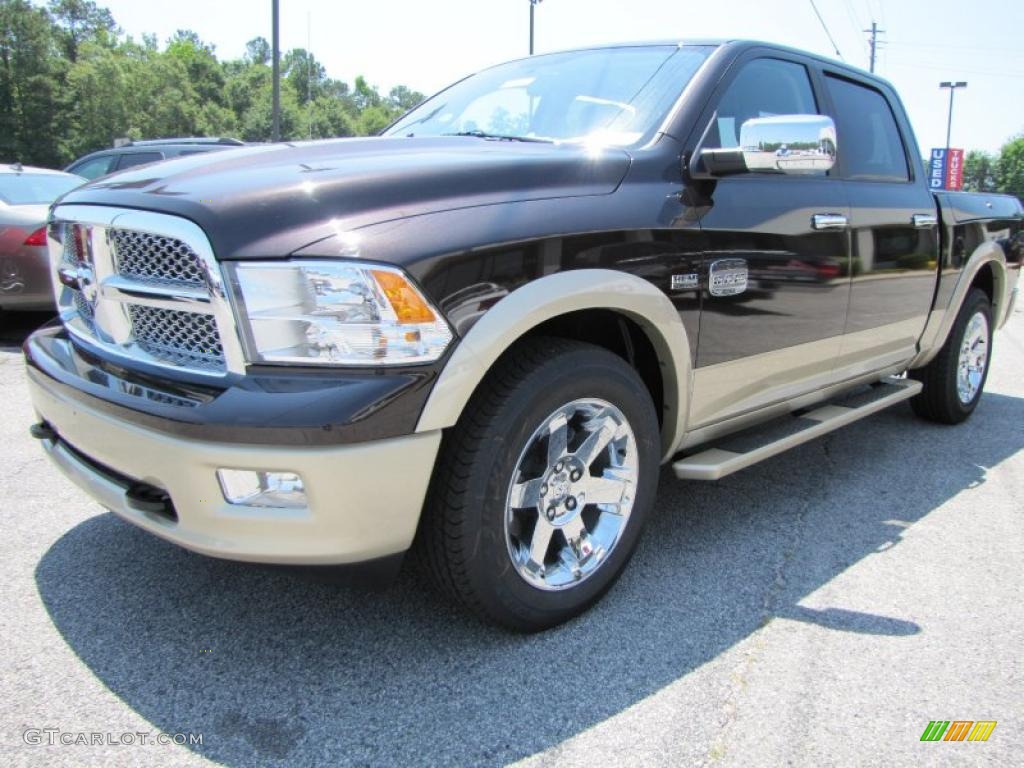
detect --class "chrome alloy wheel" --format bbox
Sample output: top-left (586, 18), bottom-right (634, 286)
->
top-left (504, 398), bottom-right (639, 591)
top-left (957, 311), bottom-right (989, 404)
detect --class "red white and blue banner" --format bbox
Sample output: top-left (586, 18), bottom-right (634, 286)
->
top-left (929, 148), bottom-right (965, 191)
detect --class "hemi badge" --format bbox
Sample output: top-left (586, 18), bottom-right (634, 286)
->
top-left (709, 258), bottom-right (749, 297)
top-left (671, 273), bottom-right (699, 291)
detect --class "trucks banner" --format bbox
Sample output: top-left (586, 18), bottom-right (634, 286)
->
top-left (930, 147), bottom-right (965, 190)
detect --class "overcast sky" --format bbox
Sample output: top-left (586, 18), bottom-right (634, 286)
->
top-left (95, 0), bottom-right (1023, 154)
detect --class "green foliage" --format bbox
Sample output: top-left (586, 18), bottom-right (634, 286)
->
top-left (0, 1), bottom-right (424, 166)
top-left (963, 150), bottom-right (997, 193)
top-left (993, 136), bottom-right (1024, 201)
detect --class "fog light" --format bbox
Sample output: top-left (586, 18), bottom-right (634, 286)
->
top-left (216, 469), bottom-right (307, 509)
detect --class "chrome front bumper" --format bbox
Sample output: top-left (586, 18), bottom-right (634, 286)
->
top-left (29, 369), bottom-right (442, 565)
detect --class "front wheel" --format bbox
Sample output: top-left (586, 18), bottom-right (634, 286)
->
top-left (909, 288), bottom-right (993, 424)
top-left (416, 338), bottom-right (660, 631)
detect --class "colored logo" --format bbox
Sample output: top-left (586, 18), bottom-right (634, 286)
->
top-left (920, 720), bottom-right (997, 742)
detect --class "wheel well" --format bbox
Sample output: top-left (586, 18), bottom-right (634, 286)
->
top-left (971, 263), bottom-right (994, 305)
top-left (521, 309), bottom-right (665, 426)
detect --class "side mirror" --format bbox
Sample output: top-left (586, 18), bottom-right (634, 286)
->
top-left (698, 114), bottom-right (837, 177)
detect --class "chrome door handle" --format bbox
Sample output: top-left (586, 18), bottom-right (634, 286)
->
top-left (913, 213), bottom-right (938, 228)
top-left (812, 213), bottom-right (848, 230)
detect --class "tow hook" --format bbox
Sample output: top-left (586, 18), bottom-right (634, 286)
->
top-left (29, 421), bottom-right (57, 441)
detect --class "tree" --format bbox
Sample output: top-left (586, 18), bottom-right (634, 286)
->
top-left (0, 2), bottom-right (425, 163)
top-left (48, 0), bottom-right (115, 62)
top-left (387, 84), bottom-right (424, 112)
top-left (994, 135), bottom-right (1024, 202)
top-left (0, 0), bottom-right (64, 166)
top-left (244, 36), bottom-right (270, 66)
top-left (963, 150), bottom-right (997, 193)
top-left (166, 29), bottom-right (224, 107)
top-left (283, 48), bottom-right (328, 106)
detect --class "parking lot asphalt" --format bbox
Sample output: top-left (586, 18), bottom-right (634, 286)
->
top-left (1, 307), bottom-right (1021, 768)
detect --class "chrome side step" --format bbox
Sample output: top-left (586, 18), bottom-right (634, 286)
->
top-left (672, 376), bottom-right (922, 481)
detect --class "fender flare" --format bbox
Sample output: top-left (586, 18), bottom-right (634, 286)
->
top-left (911, 242), bottom-right (1010, 369)
top-left (415, 269), bottom-right (692, 462)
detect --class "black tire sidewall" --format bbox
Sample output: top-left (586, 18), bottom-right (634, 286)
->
top-left (457, 346), bottom-right (660, 630)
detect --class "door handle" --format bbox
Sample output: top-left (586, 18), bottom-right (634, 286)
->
top-left (913, 213), bottom-right (938, 229)
top-left (812, 213), bottom-right (848, 230)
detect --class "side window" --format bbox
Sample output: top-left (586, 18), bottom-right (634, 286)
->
top-left (705, 58), bottom-right (818, 150)
top-left (69, 155), bottom-right (114, 180)
top-left (825, 76), bottom-right (909, 182)
top-left (115, 152), bottom-right (164, 171)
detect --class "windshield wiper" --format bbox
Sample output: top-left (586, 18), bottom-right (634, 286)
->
top-left (442, 130), bottom-right (553, 144)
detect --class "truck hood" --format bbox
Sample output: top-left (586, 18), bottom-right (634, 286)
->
top-left (56, 137), bottom-right (632, 259)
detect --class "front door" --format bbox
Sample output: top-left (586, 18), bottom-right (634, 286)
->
top-left (688, 55), bottom-right (852, 428)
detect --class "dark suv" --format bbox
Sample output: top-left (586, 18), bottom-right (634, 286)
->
top-left (64, 137), bottom-right (245, 180)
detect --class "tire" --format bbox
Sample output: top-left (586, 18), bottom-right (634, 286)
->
top-left (416, 337), bottom-right (661, 631)
top-left (909, 288), bottom-right (993, 424)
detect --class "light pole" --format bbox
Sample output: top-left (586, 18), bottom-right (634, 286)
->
top-left (529, 0), bottom-right (543, 56)
top-left (271, 0), bottom-right (281, 141)
top-left (939, 81), bottom-right (967, 152)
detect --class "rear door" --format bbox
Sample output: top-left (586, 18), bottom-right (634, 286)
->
top-left (687, 54), bottom-right (852, 428)
top-left (821, 73), bottom-right (939, 375)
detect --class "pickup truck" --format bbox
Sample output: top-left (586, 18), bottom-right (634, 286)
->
top-left (25, 40), bottom-right (1023, 630)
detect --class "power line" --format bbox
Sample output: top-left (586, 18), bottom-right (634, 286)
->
top-left (809, 0), bottom-right (844, 60)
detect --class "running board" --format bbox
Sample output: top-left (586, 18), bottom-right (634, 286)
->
top-left (672, 376), bottom-right (922, 481)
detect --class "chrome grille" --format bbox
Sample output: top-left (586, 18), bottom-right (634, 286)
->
top-left (72, 291), bottom-right (94, 324)
top-left (50, 206), bottom-right (244, 377)
top-left (127, 305), bottom-right (225, 372)
top-left (111, 229), bottom-right (207, 288)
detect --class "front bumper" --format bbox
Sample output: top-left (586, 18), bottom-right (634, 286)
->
top-left (28, 359), bottom-right (443, 566)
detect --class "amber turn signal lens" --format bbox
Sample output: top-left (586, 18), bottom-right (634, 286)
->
top-left (371, 269), bottom-right (436, 324)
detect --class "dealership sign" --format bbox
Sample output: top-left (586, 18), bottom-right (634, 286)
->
top-left (929, 148), bottom-right (965, 191)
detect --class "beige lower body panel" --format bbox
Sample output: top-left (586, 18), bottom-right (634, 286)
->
top-left (29, 372), bottom-right (441, 565)
top-left (688, 319), bottom-right (923, 431)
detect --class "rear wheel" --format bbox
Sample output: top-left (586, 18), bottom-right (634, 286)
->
top-left (417, 338), bottom-right (660, 631)
top-left (910, 288), bottom-right (993, 424)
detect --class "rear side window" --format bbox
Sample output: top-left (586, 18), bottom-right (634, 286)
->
top-left (68, 155), bottom-right (115, 180)
top-left (705, 58), bottom-right (819, 149)
top-left (825, 76), bottom-right (909, 182)
top-left (115, 152), bottom-right (164, 171)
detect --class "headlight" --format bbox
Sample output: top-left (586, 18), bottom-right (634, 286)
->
top-left (226, 260), bottom-right (453, 366)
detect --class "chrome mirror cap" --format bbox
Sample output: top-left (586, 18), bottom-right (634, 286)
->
top-left (739, 114), bottom-right (837, 174)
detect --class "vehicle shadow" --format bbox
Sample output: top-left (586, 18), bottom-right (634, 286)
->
top-left (0, 311), bottom-right (54, 350)
top-left (34, 392), bottom-right (1024, 767)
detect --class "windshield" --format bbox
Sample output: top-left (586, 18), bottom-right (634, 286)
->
top-left (387, 45), bottom-right (713, 146)
top-left (0, 173), bottom-right (82, 205)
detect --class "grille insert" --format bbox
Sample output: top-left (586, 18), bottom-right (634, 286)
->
top-left (112, 230), bottom-right (207, 288)
top-left (127, 305), bottom-right (225, 372)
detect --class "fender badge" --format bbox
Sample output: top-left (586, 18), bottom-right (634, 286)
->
top-left (709, 258), bottom-right (748, 297)
top-left (671, 273), bottom-right (699, 291)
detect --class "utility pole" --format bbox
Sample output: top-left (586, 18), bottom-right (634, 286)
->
top-left (529, 0), bottom-right (543, 56)
top-left (864, 21), bottom-right (885, 73)
top-left (940, 81), bottom-right (968, 152)
top-left (271, 0), bottom-right (280, 141)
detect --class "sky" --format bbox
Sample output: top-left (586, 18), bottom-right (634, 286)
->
top-left (93, 0), bottom-right (1023, 154)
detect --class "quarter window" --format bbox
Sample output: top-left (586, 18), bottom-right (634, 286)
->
top-left (116, 152), bottom-right (164, 171)
top-left (825, 75), bottom-right (909, 182)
